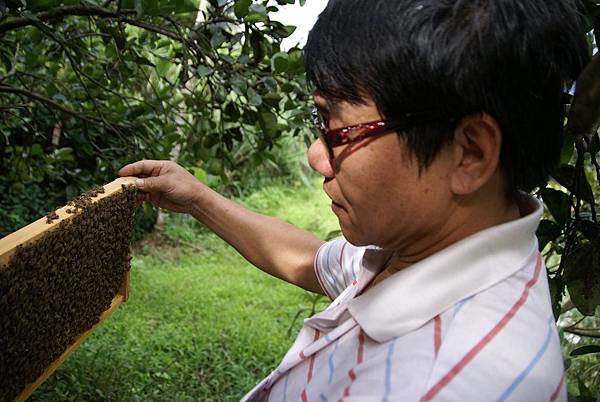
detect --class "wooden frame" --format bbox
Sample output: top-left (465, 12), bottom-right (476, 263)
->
top-left (0, 177), bottom-right (136, 402)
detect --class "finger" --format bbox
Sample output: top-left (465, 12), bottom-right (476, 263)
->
top-left (135, 176), bottom-right (164, 193)
top-left (119, 160), bottom-right (161, 177)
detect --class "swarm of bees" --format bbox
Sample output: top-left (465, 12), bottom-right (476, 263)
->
top-left (0, 184), bottom-right (137, 402)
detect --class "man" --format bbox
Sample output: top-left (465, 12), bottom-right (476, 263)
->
top-left (119, 0), bottom-right (590, 400)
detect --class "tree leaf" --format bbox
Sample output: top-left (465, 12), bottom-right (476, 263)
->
top-left (560, 134), bottom-right (575, 165)
top-left (155, 59), bottom-right (172, 78)
top-left (245, 4), bottom-right (268, 23)
top-left (570, 345), bottom-right (600, 356)
top-left (541, 188), bottom-right (571, 228)
top-left (196, 65), bottom-right (212, 77)
top-left (258, 108), bottom-right (278, 138)
top-left (551, 165), bottom-right (594, 204)
top-left (564, 244), bottom-right (600, 316)
top-left (234, 0), bottom-right (252, 18)
top-left (247, 87), bottom-right (262, 107)
top-left (271, 52), bottom-right (289, 73)
top-left (536, 219), bottom-right (562, 251)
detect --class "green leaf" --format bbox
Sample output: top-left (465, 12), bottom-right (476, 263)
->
top-left (286, 48), bottom-right (305, 75)
top-left (271, 52), bottom-right (289, 73)
top-left (570, 345), bottom-right (600, 356)
top-left (536, 219), bottom-right (562, 251)
top-left (560, 134), bottom-right (575, 165)
top-left (551, 165), bottom-right (594, 204)
top-left (156, 60), bottom-right (172, 78)
top-left (258, 108), bottom-right (278, 138)
top-left (189, 167), bottom-right (208, 183)
top-left (54, 147), bottom-right (74, 162)
top-left (247, 88), bottom-right (262, 106)
top-left (234, 0), bottom-right (252, 18)
top-left (541, 188), bottom-right (571, 227)
top-left (245, 4), bottom-right (268, 23)
top-left (564, 244), bottom-right (600, 316)
top-left (271, 23), bottom-right (297, 38)
top-left (547, 276), bottom-right (562, 318)
top-left (196, 65), bottom-right (213, 77)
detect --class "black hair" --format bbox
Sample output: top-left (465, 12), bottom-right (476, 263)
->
top-left (305, 0), bottom-right (590, 194)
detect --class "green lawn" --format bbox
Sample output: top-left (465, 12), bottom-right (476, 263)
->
top-left (30, 179), bottom-right (338, 402)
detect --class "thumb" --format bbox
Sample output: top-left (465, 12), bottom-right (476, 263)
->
top-left (135, 176), bottom-right (161, 192)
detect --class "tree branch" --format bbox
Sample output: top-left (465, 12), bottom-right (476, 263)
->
top-left (0, 5), bottom-right (134, 35)
top-left (0, 84), bottom-right (98, 123)
top-left (564, 327), bottom-right (600, 339)
top-left (0, 5), bottom-right (181, 42)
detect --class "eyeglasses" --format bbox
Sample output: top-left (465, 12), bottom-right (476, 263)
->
top-left (311, 107), bottom-right (404, 159)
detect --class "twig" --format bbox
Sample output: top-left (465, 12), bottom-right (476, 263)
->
top-left (0, 84), bottom-right (98, 122)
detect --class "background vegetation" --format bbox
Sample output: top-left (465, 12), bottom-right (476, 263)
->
top-left (0, 0), bottom-right (599, 400)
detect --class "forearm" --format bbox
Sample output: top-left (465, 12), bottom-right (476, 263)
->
top-left (189, 182), bottom-right (325, 294)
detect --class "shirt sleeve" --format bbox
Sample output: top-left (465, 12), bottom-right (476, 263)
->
top-left (314, 238), bottom-right (366, 300)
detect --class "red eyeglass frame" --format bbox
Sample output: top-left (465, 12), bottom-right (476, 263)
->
top-left (311, 107), bottom-right (404, 159)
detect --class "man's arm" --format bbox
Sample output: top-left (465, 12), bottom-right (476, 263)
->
top-left (119, 160), bottom-right (325, 294)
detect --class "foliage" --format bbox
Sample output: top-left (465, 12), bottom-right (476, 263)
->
top-left (0, 0), bottom-right (311, 237)
top-left (540, 2), bottom-right (600, 397)
top-left (28, 179), bottom-right (337, 401)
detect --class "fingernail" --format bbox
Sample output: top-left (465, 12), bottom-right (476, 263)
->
top-left (135, 178), bottom-right (144, 188)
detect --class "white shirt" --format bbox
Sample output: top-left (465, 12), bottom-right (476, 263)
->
top-left (241, 195), bottom-right (566, 402)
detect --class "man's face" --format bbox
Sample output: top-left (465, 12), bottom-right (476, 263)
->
top-left (308, 94), bottom-right (458, 253)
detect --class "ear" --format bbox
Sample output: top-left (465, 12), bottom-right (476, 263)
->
top-left (449, 113), bottom-right (502, 195)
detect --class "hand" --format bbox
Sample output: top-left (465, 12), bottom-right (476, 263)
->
top-left (119, 160), bottom-right (204, 214)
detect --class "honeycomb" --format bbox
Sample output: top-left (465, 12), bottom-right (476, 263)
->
top-left (0, 183), bottom-right (137, 401)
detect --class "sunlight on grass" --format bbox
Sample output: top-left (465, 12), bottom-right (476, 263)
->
top-left (31, 179), bottom-right (339, 402)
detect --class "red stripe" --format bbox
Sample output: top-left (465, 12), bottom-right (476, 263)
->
top-left (434, 315), bottom-right (442, 357)
top-left (549, 372), bottom-right (565, 402)
top-left (421, 255), bottom-right (542, 402)
top-left (299, 329), bottom-right (321, 402)
top-left (307, 330), bottom-right (321, 382)
top-left (339, 330), bottom-right (366, 402)
top-left (357, 330), bottom-right (365, 364)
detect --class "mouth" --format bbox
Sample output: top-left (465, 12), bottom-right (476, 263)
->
top-left (323, 185), bottom-right (347, 214)
top-left (330, 200), bottom-right (346, 215)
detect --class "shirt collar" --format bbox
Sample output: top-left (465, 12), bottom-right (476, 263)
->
top-left (347, 194), bottom-right (543, 343)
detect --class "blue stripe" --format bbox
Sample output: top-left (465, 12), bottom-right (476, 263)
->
top-left (453, 295), bottom-right (475, 317)
top-left (324, 243), bottom-right (343, 295)
top-left (328, 339), bottom-right (340, 384)
top-left (382, 338), bottom-right (398, 402)
top-left (282, 372), bottom-right (290, 402)
top-left (320, 393), bottom-right (328, 402)
top-left (495, 315), bottom-right (555, 402)
top-left (350, 253), bottom-right (358, 281)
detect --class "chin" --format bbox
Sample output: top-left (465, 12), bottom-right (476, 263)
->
top-left (339, 225), bottom-right (371, 247)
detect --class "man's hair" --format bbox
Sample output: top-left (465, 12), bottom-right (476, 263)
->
top-left (304, 0), bottom-right (590, 194)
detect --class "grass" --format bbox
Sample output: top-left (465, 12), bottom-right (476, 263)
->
top-left (30, 178), bottom-right (338, 402)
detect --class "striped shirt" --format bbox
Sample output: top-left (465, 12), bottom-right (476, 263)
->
top-left (241, 195), bottom-right (565, 402)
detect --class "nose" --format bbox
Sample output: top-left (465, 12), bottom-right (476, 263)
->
top-left (308, 139), bottom-right (335, 178)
